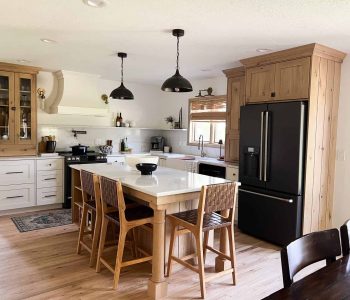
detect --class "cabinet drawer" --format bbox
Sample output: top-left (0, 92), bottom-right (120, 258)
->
top-left (37, 170), bottom-right (63, 188)
top-left (37, 158), bottom-right (63, 171)
top-left (0, 160), bottom-right (34, 185)
top-left (0, 184), bottom-right (35, 210)
top-left (226, 166), bottom-right (239, 181)
top-left (107, 156), bottom-right (125, 164)
top-left (37, 186), bottom-right (63, 205)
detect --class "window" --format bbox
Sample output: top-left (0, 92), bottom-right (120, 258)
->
top-left (188, 96), bottom-right (226, 146)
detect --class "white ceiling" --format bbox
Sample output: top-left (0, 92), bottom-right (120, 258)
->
top-left (0, 0), bottom-right (349, 84)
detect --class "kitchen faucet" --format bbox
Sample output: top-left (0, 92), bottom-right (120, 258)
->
top-left (198, 135), bottom-right (206, 157)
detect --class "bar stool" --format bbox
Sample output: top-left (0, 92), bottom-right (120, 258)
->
top-left (76, 170), bottom-right (101, 267)
top-left (96, 176), bottom-right (154, 289)
top-left (167, 181), bottom-right (240, 299)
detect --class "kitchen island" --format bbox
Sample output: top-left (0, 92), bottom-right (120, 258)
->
top-left (70, 163), bottom-right (230, 299)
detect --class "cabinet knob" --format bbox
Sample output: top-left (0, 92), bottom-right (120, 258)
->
top-left (271, 92), bottom-right (276, 97)
top-left (233, 173), bottom-right (236, 176)
top-left (11, 107), bottom-right (16, 111)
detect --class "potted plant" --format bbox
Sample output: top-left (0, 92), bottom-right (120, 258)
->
top-left (165, 116), bottom-right (175, 129)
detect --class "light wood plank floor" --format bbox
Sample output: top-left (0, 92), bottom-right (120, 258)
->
top-left (0, 214), bottom-right (284, 300)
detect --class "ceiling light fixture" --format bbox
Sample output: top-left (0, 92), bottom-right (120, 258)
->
top-left (82, 0), bottom-right (107, 8)
top-left (256, 48), bottom-right (272, 53)
top-left (110, 52), bottom-right (134, 100)
top-left (161, 29), bottom-right (192, 93)
top-left (40, 38), bottom-right (57, 44)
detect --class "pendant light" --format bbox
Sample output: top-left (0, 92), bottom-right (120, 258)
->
top-left (161, 29), bottom-right (193, 93)
top-left (110, 52), bottom-right (134, 100)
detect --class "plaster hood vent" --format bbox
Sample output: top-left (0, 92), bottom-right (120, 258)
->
top-left (44, 70), bottom-right (109, 116)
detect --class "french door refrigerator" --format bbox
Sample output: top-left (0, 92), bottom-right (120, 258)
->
top-left (238, 101), bottom-right (307, 246)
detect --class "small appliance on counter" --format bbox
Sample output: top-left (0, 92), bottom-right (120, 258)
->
top-left (151, 136), bottom-right (165, 151)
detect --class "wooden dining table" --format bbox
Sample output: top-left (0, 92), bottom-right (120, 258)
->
top-left (264, 255), bottom-right (350, 299)
top-left (70, 162), bottom-right (231, 300)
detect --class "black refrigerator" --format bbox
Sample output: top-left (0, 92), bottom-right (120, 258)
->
top-left (238, 101), bottom-right (307, 246)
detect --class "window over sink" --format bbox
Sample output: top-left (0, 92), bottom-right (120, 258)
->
top-left (188, 96), bottom-right (226, 147)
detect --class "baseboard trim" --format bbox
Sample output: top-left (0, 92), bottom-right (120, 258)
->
top-left (0, 204), bottom-right (63, 216)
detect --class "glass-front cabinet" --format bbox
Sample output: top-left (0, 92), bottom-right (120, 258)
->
top-left (0, 71), bottom-right (14, 144)
top-left (15, 73), bottom-right (36, 145)
top-left (0, 63), bottom-right (39, 156)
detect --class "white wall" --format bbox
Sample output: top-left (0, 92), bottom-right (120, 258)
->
top-left (332, 58), bottom-right (350, 228)
top-left (37, 70), bottom-right (228, 158)
top-left (37, 71), bottom-right (166, 128)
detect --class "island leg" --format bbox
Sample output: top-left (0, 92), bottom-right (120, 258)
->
top-left (215, 209), bottom-right (230, 272)
top-left (148, 204), bottom-right (168, 299)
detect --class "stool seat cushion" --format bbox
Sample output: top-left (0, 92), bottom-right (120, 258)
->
top-left (106, 206), bottom-right (153, 224)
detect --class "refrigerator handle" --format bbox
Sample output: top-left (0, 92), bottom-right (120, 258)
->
top-left (240, 189), bottom-right (294, 203)
top-left (259, 111), bottom-right (264, 181)
top-left (264, 111), bottom-right (269, 182)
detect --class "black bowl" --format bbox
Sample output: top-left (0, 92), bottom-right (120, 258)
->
top-left (136, 163), bottom-right (158, 175)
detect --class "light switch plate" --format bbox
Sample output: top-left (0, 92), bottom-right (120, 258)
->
top-left (336, 149), bottom-right (346, 161)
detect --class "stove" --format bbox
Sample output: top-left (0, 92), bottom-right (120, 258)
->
top-left (58, 151), bottom-right (107, 208)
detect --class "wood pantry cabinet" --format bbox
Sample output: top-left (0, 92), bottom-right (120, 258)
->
top-left (245, 57), bottom-right (310, 103)
top-left (223, 67), bottom-right (245, 163)
top-left (240, 43), bottom-right (346, 234)
top-left (0, 62), bottom-right (40, 156)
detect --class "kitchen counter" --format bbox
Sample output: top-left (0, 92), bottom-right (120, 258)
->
top-left (107, 152), bottom-right (239, 167)
top-left (70, 163), bottom-right (229, 197)
top-left (0, 155), bottom-right (64, 161)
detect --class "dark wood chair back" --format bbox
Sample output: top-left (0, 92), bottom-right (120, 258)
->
top-left (281, 228), bottom-right (341, 287)
top-left (340, 219), bottom-right (350, 256)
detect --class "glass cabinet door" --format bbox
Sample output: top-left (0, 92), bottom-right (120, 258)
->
top-left (0, 71), bottom-right (14, 144)
top-left (15, 73), bottom-right (36, 144)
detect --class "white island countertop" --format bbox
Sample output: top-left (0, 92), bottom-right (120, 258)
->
top-left (70, 163), bottom-right (230, 197)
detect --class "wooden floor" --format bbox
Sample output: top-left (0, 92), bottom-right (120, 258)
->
top-left (0, 213), bottom-right (284, 300)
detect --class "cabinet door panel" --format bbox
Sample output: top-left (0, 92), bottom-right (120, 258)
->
top-left (0, 71), bottom-right (15, 145)
top-left (14, 73), bottom-right (36, 145)
top-left (275, 57), bottom-right (310, 100)
top-left (225, 75), bottom-right (245, 163)
top-left (246, 65), bottom-right (275, 103)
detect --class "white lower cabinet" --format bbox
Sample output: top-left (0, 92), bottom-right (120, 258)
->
top-left (0, 184), bottom-right (35, 210)
top-left (37, 186), bottom-right (63, 205)
top-left (164, 158), bottom-right (197, 173)
top-left (36, 158), bottom-right (64, 205)
top-left (0, 157), bottom-right (64, 211)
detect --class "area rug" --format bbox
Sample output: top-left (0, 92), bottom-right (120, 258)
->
top-left (11, 209), bottom-right (72, 232)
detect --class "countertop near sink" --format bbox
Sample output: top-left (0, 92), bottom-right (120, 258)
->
top-left (107, 152), bottom-right (238, 168)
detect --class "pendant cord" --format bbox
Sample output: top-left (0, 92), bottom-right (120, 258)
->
top-left (121, 56), bottom-right (124, 83)
top-left (176, 35), bottom-right (180, 70)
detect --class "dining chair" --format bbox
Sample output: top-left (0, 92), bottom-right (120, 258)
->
top-left (340, 219), bottom-right (350, 256)
top-left (166, 181), bottom-right (240, 299)
top-left (281, 228), bottom-right (341, 288)
top-left (76, 170), bottom-right (102, 267)
top-left (96, 175), bottom-right (154, 289)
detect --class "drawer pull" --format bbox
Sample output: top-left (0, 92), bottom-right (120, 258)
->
top-left (44, 194), bottom-right (56, 198)
top-left (5, 171), bottom-right (24, 175)
top-left (44, 177), bottom-right (56, 181)
top-left (6, 195), bottom-right (24, 199)
top-left (233, 173), bottom-right (236, 176)
top-left (48, 164), bottom-right (52, 166)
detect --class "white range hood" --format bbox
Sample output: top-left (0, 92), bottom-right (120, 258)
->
top-left (44, 70), bottom-right (109, 116)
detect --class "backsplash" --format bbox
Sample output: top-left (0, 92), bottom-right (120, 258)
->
top-left (162, 130), bottom-right (224, 158)
top-left (38, 125), bottom-right (161, 153)
top-left (38, 126), bottom-right (224, 158)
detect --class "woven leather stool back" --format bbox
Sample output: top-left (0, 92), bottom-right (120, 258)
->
top-left (204, 182), bottom-right (237, 214)
top-left (100, 176), bottom-right (119, 208)
top-left (81, 170), bottom-right (95, 198)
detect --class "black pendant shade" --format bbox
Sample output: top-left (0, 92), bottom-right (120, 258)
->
top-left (161, 29), bottom-right (192, 93)
top-left (110, 52), bottom-right (134, 100)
